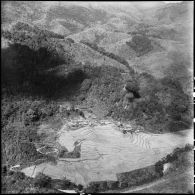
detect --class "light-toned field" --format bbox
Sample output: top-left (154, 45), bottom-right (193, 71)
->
top-left (21, 120), bottom-right (193, 186)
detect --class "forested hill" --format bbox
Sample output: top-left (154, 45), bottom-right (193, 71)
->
top-left (2, 20), bottom-right (192, 134)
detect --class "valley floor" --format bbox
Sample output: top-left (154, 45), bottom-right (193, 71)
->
top-left (20, 113), bottom-right (193, 187)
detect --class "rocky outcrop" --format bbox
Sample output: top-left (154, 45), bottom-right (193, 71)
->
top-left (58, 144), bottom-right (81, 158)
top-left (80, 78), bottom-right (92, 91)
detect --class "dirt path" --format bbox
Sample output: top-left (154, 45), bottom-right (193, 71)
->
top-left (101, 177), bottom-right (167, 193)
top-left (103, 169), bottom-right (192, 193)
top-left (121, 178), bottom-right (168, 193)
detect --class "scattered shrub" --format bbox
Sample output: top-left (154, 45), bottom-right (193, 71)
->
top-left (59, 144), bottom-right (81, 158)
top-left (80, 79), bottom-right (92, 91)
top-left (67, 38), bottom-right (75, 43)
top-left (24, 108), bottom-right (40, 124)
top-left (14, 172), bottom-right (25, 180)
top-left (2, 165), bottom-right (7, 175)
top-left (77, 184), bottom-right (83, 191)
top-left (85, 181), bottom-right (107, 193)
top-left (185, 144), bottom-right (194, 151)
top-left (106, 181), bottom-right (119, 189)
top-left (125, 78), bottom-right (140, 96)
top-left (10, 178), bottom-right (16, 184)
top-left (155, 144), bottom-right (194, 176)
top-left (126, 35), bottom-right (153, 56)
top-left (8, 170), bottom-right (14, 176)
top-left (155, 161), bottom-right (164, 176)
top-left (34, 173), bottom-right (52, 188)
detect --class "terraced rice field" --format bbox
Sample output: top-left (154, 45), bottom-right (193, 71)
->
top-left (21, 121), bottom-right (193, 186)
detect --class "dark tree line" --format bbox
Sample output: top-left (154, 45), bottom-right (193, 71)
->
top-left (80, 40), bottom-right (134, 73)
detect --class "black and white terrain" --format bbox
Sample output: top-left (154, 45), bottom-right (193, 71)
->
top-left (1, 1), bottom-right (194, 194)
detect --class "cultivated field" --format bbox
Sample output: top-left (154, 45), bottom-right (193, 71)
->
top-left (21, 119), bottom-right (193, 186)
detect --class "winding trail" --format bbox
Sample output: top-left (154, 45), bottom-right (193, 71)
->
top-left (103, 169), bottom-right (193, 193)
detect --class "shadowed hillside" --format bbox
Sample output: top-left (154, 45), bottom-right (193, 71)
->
top-left (2, 24), bottom-right (192, 132)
